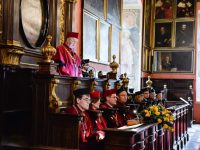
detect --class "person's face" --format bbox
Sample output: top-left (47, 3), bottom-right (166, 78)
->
top-left (66, 37), bottom-right (78, 50)
top-left (160, 27), bottom-right (166, 35)
top-left (149, 92), bottom-right (156, 99)
top-left (82, 64), bottom-right (89, 70)
top-left (135, 94), bottom-right (144, 103)
top-left (156, 93), bottom-right (162, 100)
top-left (91, 99), bottom-right (101, 110)
top-left (76, 94), bottom-right (91, 111)
top-left (118, 91), bottom-right (128, 104)
top-left (181, 24), bottom-right (187, 31)
top-left (166, 56), bottom-right (170, 61)
top-left (143, 91), bottom-right (149, 99)
top-left (106, 94), bottom-right (117, 107)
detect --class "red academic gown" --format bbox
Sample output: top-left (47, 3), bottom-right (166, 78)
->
top-left (65, 105), bottom-right (94, 150)
top-left (86, 110), bottom-right (107, 150)
top-left (53, 44), bottom-right (82, 77)
top-left (100, 103), bottom-right (125, 128)
top-left (115, 101), bottom-right (136, 123)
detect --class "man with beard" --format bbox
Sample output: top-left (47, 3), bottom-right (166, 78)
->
top-left (53, 32), bottom-right (82, 77)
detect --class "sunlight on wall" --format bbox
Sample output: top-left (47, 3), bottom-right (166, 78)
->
top-left (121, 1), bottom-right (142, 92)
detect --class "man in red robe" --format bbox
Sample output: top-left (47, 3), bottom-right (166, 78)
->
top-left (53, 32), bottom-right (82, 77)
top-left (65, 88), bottom-right (103, 150)
top-left (100, 88), bottom-right (125, 128)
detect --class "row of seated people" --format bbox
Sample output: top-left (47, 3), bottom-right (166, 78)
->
top-left (64, 87), bottom-right (165, 150)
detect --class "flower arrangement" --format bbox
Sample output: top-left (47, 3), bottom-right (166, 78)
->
top-left (141, 105), bottom-right (174, 132)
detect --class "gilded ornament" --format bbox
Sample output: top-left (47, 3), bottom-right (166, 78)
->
top-left (109, 55), bottom-right (119, 73)
top-left (42, 35), bottom-right (56, 63)
top-left (49, 79), bottom-right (62, 112)
top-left (146, 76), bottom-right (152, 88)
top-left (60, 0), bottom-right (65, 44)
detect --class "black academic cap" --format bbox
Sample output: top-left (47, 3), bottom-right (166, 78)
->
top-left (134, 91), bottom-right (143, 96)
top-left (73, 88), bottom-right (90, 97)
top-left (81, 59), bottom-right (90, 65)
top-left (141, 87), bottom-right (149, 93)
top-left (155, 89), bottom-right (163, 94)
top-left (116, 87), bottom-right (127, 95)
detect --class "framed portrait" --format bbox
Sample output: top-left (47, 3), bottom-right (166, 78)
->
top-left (176, 0), bottom-right (195, 18)
top-left (83, 12), bottom-right (98, 62)
top-left (20, 0), bottom-right (49, 49)
top-left (155, 0), bottom-right (173, 19)
top-left (175, 21), bottom-right (194, 47)
top-left (99, 21), bottom-right (110, 63)
top-left (153, 50), bottom-right (194, 73)
top-left (143, 0), bottom-right (151, 47)
top-left (154, 22), bottom-right (172, 47)
top-left (111, 26), bottom-right (120, 63)
top-left (83, 0), bottom-right (105, 19)
top-left (107, 0), bottom-right (121, 27)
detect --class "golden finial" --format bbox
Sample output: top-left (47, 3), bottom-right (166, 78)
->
top-left (42, 35), bottom-right (56, 63)
top-left (146, 76), bottom-right (152, 88)
top-left (109, 55), bottom-right (119, 73)
top-left (122, 73), bottom-right (129, 88)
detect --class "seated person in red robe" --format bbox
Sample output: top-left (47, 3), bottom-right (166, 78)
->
top-left (115, 87), bottom-right (136, 122)
top-left (65, 88), bottom-right (102, 150)
top-left (87, 90), bottom-right (107, 150)
top-left (53, 32), bottom-right (82, 77)
top-left (100, 88), bottom-right (125, 128)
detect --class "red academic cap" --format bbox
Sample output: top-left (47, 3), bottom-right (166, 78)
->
top-left (103, 88), bottom-right (117, 98)
top-left (66, 32), bottom-right (79, 39)
top-left (90, 90), bottom-right (101, 99)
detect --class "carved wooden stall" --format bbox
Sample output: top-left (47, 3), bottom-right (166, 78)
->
top-left (103, 104), bottom-right (189, 150)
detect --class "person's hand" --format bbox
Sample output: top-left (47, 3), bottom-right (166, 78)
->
top-left (96, 131), bottom-right (105, 141)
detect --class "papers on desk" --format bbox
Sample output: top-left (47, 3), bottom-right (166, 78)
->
top-left (117, 123), bottom-right (143, 130)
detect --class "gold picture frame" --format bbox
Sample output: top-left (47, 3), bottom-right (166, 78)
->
top-left (99, 20), bottom-right (111, 64)
top-left (83, 11), bottom-right (99, 62)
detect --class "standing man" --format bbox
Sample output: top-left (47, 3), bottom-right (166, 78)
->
top-left (53, 32), bottom-right (82, 77)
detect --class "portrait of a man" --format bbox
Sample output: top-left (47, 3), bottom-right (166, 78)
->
top-left (155, 23), bottom-right (172, 47)
top-left (176, 21), bottom-right (194, 47)
top-left (176, 0), bottom-right (194, 18)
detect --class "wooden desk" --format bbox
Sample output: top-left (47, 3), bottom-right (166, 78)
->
top-left (103, 104), bottom-right (189, 150)
top-left (104, 124), bottom-right (156, 150)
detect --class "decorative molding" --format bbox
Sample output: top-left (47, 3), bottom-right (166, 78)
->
top-left (0, 40), bottom-right (22, 47)
top-left (59, 0), bottom-right (65, 44)
top-left (0, 47), bottom-right (24, 65)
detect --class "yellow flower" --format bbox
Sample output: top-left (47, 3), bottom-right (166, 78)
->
top-left (170, 128), bottom-right (175, 132)
top-left (157, 118), bottom-right (162, 123)
top-left (145, 112), bottom-right (151, 117)
top-left (155, 111), bottom-right (160, 116)
top-left (163, 124), bottom-right (168, 129)
top-left (144, 109), bottom-right (148, 113)
top-left (163, 117), bottom-right (169, 122)
top-left (169, 115), bottom-right (174, 121)
top-left (166, 114), bottom-right (170, 117)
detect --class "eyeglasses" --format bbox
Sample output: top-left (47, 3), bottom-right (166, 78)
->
top-left (81, 98), bottom-right (91, 102)
top-left (110, 96), bottom-right (117, 99)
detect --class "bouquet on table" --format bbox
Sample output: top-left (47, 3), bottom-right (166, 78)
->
top-left (141, 105), bottom-right (174, 132)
